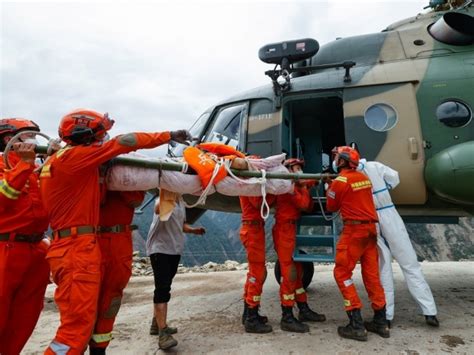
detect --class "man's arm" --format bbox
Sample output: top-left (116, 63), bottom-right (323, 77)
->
top-left (183, 223), bottom-right (206, 235)
top-left (0, 143), bottom-right (36, 207)
top-left (326, 178), bottom-right (348, 212)
top-left (66, 132), bottom-right (172, 173)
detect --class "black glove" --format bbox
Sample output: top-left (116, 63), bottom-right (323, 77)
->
top-left (170, 129), bottom-right (192, 145)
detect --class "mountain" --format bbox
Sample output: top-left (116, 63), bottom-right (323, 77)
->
top-left (133, 203), bottom-right (474, 266)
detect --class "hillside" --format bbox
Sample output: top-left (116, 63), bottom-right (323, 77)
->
top-left (133, 203), bottom-right (474, 266)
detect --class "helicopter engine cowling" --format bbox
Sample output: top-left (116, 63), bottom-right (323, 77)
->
top-left (425, 141), bottom-right (474, 205)
top-left (428, 12), bottom-right (474, 46)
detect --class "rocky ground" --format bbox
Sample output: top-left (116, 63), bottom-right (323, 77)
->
top-left (24, 261), bottom-right (474, 354)
top-left (131, 251), bottom-right (254, 276)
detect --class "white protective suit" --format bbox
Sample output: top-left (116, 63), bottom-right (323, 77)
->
top-left (359, 159), bottom-right (437, 320)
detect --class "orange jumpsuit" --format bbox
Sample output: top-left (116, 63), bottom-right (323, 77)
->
top-left (326, 169), bottom-right (386, 311)
top-left (89, 190), bottom-right (145, 349)
top-left (239, 196), bottom-right (267, 307)
top-left (40, 132), bottom-right (170, 355)
top-left (273, 186), bottom-right (313, 306)
top-left (0, 153), bottom-right (50, 355)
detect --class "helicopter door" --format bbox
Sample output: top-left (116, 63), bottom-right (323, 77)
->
top-left (343, 83), bottom-right (427, 205)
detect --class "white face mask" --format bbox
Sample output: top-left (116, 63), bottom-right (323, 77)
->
top-left (22, 138), bottom-right (39, 145)
top-left (332, 159), bottom-right (339, 173)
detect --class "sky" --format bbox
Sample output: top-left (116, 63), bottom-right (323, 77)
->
top-left (1, 0), bottom-right (428, 149)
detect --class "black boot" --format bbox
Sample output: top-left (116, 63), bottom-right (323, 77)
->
top-left (280, 306), bottom-right (310, 333)
top-left (425, 315), bottom-right (440, 327)
top-left (244, 306), bottom-right (273, 334)
top-left (241, 302), bottom-right (268, 325)
top-left (337, 309), bottom-right (368, 341)
top-left (89, 347), bottom-right (106, 355)
top-left (297, 302), bottom-right (326, 322)
top-left (364, 307), bottom-right (390, 338)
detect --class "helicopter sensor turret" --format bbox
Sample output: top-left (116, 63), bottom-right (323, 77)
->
top-left (258, 38), bottom-right (320, 69)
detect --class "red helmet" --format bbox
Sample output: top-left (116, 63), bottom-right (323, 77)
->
top-left (284, 158), bottom-right (305, 168)
top-left (332, 146), bottom-right (360, 169)
top-left (58, 108), bottom-right (115, 145)
top-left (0, 118), bottom-right (40, 136)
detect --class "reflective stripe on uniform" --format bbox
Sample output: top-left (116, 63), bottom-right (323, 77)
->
top-left (252, 295), bottom-right (261, 302)
top-left (0, 179), bottom-right (21, 199)
top-left (49, 340), bottom-right (70, 355)
top-left (91, 332), bottom-right (113, 343)
top-left (283, 293), bottom-right (295, 300)
top-left (344, 299), bottom-right (351, 307)
top-left (335, 176), bottom-right (347, 183)
top-left (295, 288), bottom-right (305, 295)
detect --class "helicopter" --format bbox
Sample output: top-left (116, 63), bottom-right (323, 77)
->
top-left (173, 1), bottom-right (474, 228)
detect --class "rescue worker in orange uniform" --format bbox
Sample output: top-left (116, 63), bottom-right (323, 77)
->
top-left (40, 108), bottom-right (192, 354)
top-left (326, 146), bottom-right (389, 341)
top-left (88, 190), bottom-right (145, 354)
top-left (0, 119), bottom-right (50, 355)
top-left (239, 195), bottom-right (272, 333)
top-left (273, 158), bottom-right (326, 333)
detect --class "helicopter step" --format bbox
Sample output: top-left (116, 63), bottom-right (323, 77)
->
top-left (293, 210), bottom-right (338, 264)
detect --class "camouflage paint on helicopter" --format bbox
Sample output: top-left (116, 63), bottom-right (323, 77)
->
top-left (182, 4), bottom-right (473, 216)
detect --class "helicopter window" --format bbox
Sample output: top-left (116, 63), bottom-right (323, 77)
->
top-left (436, 100), bottom-right (472, 128)
top-left (364, 103), bottom-right (398, 132)
top-left (203, 103), bottom-right (247, 148)
top-left (170, 112), bottom-right (210, 157)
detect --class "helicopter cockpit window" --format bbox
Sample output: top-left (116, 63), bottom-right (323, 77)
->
top-left (436, 100), bottom-right (472, 128)
top-left (170, 112), bottom-right (210, 157)
top-left (364, 103), bottom-right (398, 132)
top-left (203, 103), bottom-right (247, 149)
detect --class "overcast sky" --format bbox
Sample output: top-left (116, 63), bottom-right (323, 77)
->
top-left (1, 0), bottom-right (428, 146)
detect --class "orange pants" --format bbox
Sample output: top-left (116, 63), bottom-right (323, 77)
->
top-left (90, 232), bottom-right (133, 349)
top-left (0, 240), bottom-right (49, 355)
top-left (333, 224), bottom-right (386, 311)
top-left (240, 223), bottom-right (266, 307)
top-left (45, 234), bottom-right (101, 355)
top-left (272, 221), bottom-right (299, 307)
top-left (294, 262), bottom-right (307, 303)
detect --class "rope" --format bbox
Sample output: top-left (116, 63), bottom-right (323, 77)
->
top-left (315, 185), bottom-right (340, 221)
top-left (222, 159), bottom-right (270, 220)
top-left (182, 157), bottom-right (221, 209)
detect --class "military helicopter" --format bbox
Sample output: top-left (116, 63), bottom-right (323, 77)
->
top-left (170, 0), bottom-right (473, 284)
top-left (175, 0), bottom-right (473, 219)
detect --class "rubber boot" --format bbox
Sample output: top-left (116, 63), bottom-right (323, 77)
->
top-left (158, 328), bottom-right (178, 350)
top-left (241, 302), bottom-right (268, 325)
top-left (364, 307), bottom-right (390, 338)
top-left (337, 309), bottom-right (368, 341)
top-left (425, 315), bottom-right (440, 327)
top-left (297, 302), bottom-right (326, 322)
top-left (150, 317), bottom-right (178, 335)
top-left (244, 306), bottom-right (273, 334)
top-left (280, 306), bottom-right (310, 333)
top-left (89, 347), bottom-right (106, 355)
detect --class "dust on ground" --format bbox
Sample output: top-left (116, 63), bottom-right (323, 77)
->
top-left (23, 261), bottom-right (474, 354)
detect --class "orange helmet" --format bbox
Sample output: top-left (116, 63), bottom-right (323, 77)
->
top-left (58, 108), bottom-right (115, 145)
top-left (0, 118), bottom-right (40, 136)
top-left (0, 118), bottom-right (40, 150)
top-left (284, 158), bottom-right (305, 168)
top-left (332, 146), bottom-right (360, 169)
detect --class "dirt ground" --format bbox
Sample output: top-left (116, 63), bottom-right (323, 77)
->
top-left (23, 261), bottom-right (474, 354)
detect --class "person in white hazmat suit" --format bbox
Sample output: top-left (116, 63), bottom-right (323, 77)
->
top-left (358, 158), bottom-right (439, 327)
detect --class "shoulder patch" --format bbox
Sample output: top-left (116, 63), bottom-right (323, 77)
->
top-left (118, 133), bottom-right (137, 147)
top-left (328, 190), bottom-right (336, 199)
top-left (351, 179), bottom-right (372, 191)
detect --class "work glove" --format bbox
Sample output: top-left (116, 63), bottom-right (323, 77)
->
top-left (170, 129), bottom-right (192, 145)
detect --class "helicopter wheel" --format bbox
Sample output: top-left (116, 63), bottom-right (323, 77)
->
top-left (274, 250), bottom-right (315, 290)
